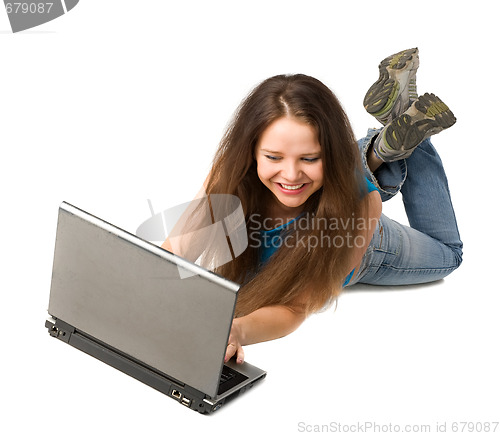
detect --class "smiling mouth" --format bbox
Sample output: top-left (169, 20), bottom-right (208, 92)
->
top-left (278, 183), bottom-right (305, 190)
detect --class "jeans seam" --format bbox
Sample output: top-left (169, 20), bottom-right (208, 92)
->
top-left (377, 264), bottom-right (459, 274)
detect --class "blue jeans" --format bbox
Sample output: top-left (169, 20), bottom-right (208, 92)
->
top-left (348, 128), bottom-right (463, 286)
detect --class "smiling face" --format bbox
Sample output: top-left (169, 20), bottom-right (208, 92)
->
top-left (255, 117), bottom-right (324, 218)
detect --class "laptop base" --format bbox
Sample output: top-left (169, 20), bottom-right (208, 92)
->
top-left (46, 317), bottom-right (265, 414)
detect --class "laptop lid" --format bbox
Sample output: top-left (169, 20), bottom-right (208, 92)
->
top-left (48, 202), bottom-right (240, 399)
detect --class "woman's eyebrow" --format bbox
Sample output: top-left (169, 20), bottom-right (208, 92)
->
top-left (260, 148), bottom-right (321, 156)
top-left (260, 148), bottom-right (282, 154)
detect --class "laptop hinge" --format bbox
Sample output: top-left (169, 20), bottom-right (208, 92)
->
top-left (46, 316), bottom-right (73, 343)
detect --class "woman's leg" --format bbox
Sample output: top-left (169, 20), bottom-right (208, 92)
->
top-left (358, 127), bottom-right (407, 203)
top-left (351, 136), bottom-right (463, 286)
top-left (401, 138), bottom-right (462, 256)
top-left (349, 48), bottom-right (463, 286)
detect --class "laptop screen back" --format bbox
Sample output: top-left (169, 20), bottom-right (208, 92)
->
top-left (48, 202), bottom-right (239, 398)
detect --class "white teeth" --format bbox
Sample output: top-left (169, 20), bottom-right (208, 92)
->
top-left (279, 183), bottom-right (305, 190)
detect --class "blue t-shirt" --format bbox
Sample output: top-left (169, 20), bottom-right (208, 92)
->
top-left (258, 177), bottom-right (378, 287)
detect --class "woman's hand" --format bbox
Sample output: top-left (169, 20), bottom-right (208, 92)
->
top-left (223, 305), bottom-right (308, 365)
top-left (225, 318), bottom-right (245, 364)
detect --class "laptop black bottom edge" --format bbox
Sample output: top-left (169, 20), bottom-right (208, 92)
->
top-left (45, 317), bottom-right (266, 414)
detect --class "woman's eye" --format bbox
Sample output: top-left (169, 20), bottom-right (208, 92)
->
top-left (264, 155), bottom-right (320, 162)
top-left (265, 155), bottom-right (281, 161)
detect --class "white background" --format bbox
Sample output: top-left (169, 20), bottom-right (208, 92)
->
top-left (1, 1), bottom-right (498, 434)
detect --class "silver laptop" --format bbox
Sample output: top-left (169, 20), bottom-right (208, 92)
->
top-left (46, 202), bottom-right (266, 414)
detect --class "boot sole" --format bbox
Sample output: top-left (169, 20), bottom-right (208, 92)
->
top-left (383, 93), bottom-right (456, 155)
top-left (363, 48), bottom-right (419, 120)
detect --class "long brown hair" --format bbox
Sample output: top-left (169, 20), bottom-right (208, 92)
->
top-left (205, 74), bottom-right (367, 316)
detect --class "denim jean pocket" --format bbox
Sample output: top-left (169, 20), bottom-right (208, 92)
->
top-left (372, 215), bottom-right (401, 256)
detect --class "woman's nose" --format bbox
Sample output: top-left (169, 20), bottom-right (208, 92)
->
top-left (281, 161), bottom-right (302, 181)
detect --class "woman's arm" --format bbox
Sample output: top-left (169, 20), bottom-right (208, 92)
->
top-left (346, 190), bottom-right (382, 278)
top-left (225, 304), bottom-right (307, 364)
top-left (160, 175), bottom-right (211, 256)
top-left (225, 191), bottom-right (382, 363)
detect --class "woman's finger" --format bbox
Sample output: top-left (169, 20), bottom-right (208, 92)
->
top-left (225, 342), bottom-right (236, 363)
top-left (235, 345), bottom-right (245, 364)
